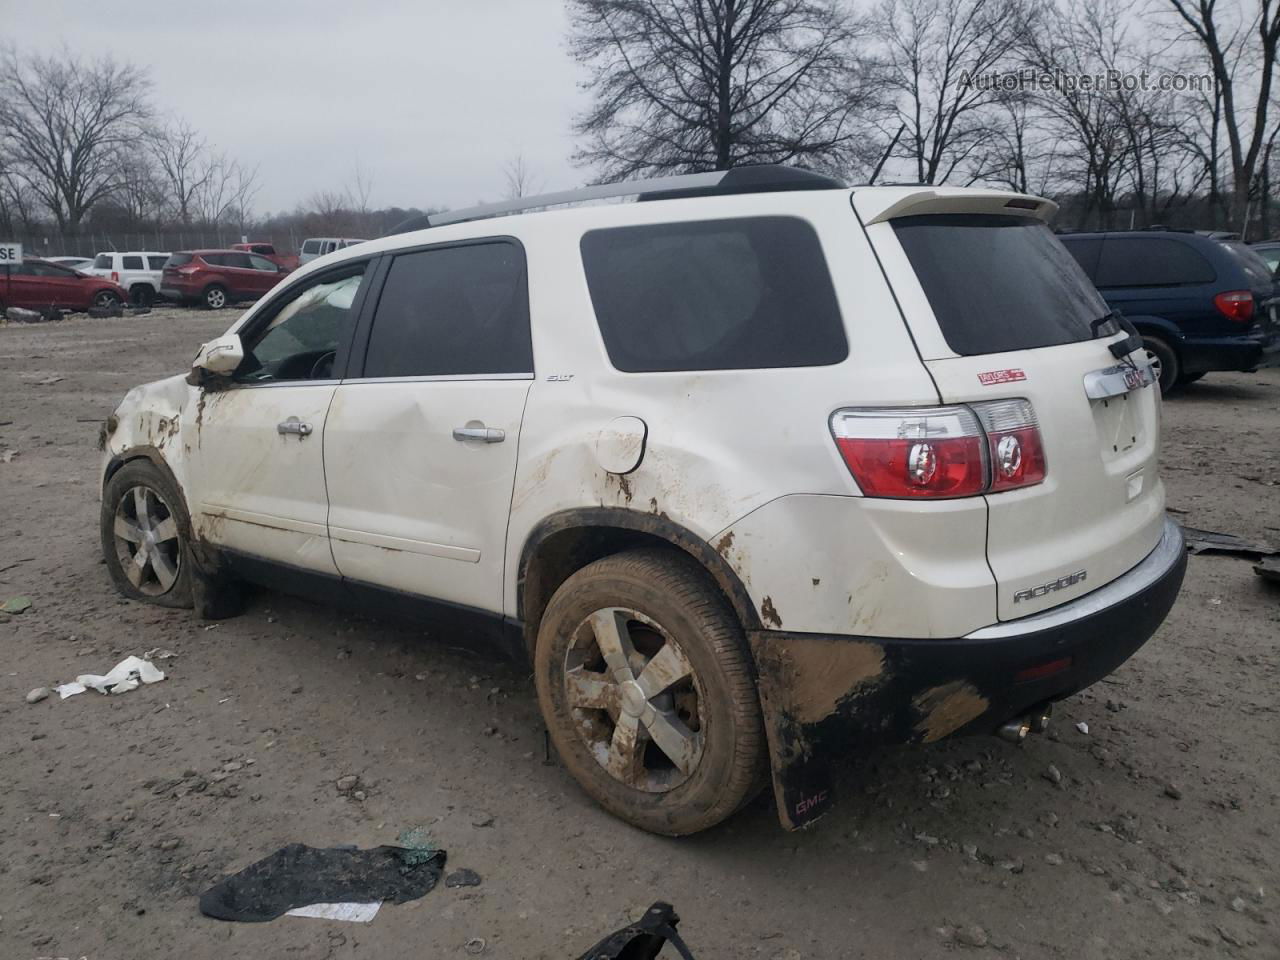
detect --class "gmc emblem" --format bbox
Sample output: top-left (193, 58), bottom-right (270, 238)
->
top-left (1014, 570), bottom-right (1087, 603)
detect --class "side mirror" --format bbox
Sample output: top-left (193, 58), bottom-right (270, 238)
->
top-left (192, 334), bottom-right (244, 378)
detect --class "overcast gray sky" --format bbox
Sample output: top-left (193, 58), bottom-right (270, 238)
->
top-left (7, 0), bottom-right (588, 214)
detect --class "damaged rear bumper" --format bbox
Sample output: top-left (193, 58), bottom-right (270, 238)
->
top-left (749, 517), bottom-right (1186, 829)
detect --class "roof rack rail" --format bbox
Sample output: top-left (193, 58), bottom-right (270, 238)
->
top-left (389, 165), bottom-right (845, 235)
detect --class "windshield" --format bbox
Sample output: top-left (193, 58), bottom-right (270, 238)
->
top-left (892, 214), bottom-right (1114, 356)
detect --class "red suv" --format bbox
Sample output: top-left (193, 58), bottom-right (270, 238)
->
top-left (231, 242), bottom-right (300, 272)
top-left (0, 258), bottom-right (126, 313)
top-left (161, 250), bottom-right (289, 310)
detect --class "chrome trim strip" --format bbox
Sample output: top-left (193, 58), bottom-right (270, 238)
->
top-left (329, 526), bottom-right (481, 563)
top-left (340, 373), bottom-right (534, 385)
top-left (1083, 359), bottom-right (1154, 399)
top-left (963, 517), bottom-right (1183, 640)
top-left (200, 505), bottom-right (328, 538)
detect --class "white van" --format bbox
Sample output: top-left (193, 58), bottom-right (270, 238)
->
top-left (298, 237), bottom-right (366, 264)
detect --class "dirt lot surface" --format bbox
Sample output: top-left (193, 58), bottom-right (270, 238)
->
top-left (1, 307), bottom-right (1277, 960)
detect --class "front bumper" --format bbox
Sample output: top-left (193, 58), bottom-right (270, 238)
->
top-left (749, 517), bottom-right (1187, 829)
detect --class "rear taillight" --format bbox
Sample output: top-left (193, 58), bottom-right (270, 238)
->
top-left (971, 398), bottom-right (1047, 492)
top-left (1213, 290), bottom-right (1254, 323)
top-left (831, 400), bottom-right (1046, 500)
top-left (111, 271), bottom-right (119, 282)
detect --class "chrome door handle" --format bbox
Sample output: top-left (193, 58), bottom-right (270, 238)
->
top-left (452, 425), bottom-right (505, 443)
top-left (277, 417), bottom-right (313, 437)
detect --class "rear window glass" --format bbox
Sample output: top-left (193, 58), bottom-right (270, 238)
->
top-left (122, 255), bottom-right (144, 269)
top-left (1059, 237), bottom-right (1102, 279)
top-left (302, 241), bottom-right (321, 254)
top-left (580, 217), bottom-right (848, 372)
top-left (892, 215), bottom-right (1111, 356)
top-left (93, 254), bottom-right (112, 269)
top-left (1094, 237), bottom-right (1216, 287)
top-left (1221, 242), bottom-right (1275, 287)
top-left (166, 254), bottom-right (193, 268)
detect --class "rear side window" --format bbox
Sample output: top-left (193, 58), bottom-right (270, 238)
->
top-left (122, 255), bottom-right (144, 270)
top-left (165, 254), bottom-right (193, 268)
top-left (302, 240), bottom-right (321, 254)
top-left (148, 256), bottom-right (167, 270)
top-left (1094, 237), bottom-right (1216, 288)
top-left (93, 254), bottom-right (112, 269)
top-left (892, 214), bottom-right (1111, 356)
top-left (581, 217), bottom-right (847, 372)
top-left (362, 241), bottom-right (533, 378)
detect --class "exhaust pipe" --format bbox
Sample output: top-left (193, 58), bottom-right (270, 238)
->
top-left (996, 704), bottom-right (1054, 744)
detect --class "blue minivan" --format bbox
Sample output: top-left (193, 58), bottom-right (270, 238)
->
top-left (1060, 230), bottom-right (1280, 392)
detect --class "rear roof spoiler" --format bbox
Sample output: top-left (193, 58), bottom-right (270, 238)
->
top-left (856, 188), bottom-right (1058, 225)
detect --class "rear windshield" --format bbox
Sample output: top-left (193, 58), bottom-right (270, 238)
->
top-left (581, 216), bottom-right (848, 372)
top-left (93, 254), bottom-right (112, 269)
top-left (301, 241), bottom-right (321, 254)
top-left (1221, 241), bottom-right (1275, 288)
top-left (165, 254), bottom-right (193, 268)
top-left (892, 214), bottom-right (1112, 356)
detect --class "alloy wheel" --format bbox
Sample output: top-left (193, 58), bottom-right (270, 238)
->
top-left (111, 485), bottom-right (182, 597)
top-left (206, 288), bottom-right (227, 309)
top-left (562, 607), bottom-right (706, 793)
top-left (1145, 348), bottom-right (1162, 382)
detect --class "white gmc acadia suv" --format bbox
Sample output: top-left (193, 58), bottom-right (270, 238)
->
top-left (99, 166), bottom-right (1187, 835)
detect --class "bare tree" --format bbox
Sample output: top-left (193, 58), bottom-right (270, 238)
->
top-left (191, 150), bottom-right (258, 226)
top-left (568, 0), bottom-right (876, 179)
top-left (147, 118), bottom-right (212, 225)
top-left (0, 45), bottom-right (151, 231)
top-left (112, 146), bottom-right (165, 224)
top-left (1164, 0), bottom-right (1280, 234)
top-left (875, 0), bottom-right (1029, 185)
top-left (503, 153), bottom-right (542, 198)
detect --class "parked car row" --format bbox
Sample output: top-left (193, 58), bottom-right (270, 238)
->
top-left (2, 238), bottom-right (369, 315)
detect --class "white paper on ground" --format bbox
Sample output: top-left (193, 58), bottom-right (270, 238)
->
top-left (75, 656), bottom-right (165, 695)
top-left (55, 656), bottom-right (166, 698)
top-left (285, 902), bottom-right (382, 922)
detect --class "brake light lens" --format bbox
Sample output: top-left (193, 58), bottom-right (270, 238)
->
top-left (831, 400), bottom-right (1046, 499)
top-left (1213, 290), bottom-right (1254, 323)
top-left (971, 398), bottom-right (1047, 492)
top-left (111, 271), bottom-right (119, 282)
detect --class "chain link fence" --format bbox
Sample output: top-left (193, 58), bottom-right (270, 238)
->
top-left (9, 229), bottom-right (304, 258)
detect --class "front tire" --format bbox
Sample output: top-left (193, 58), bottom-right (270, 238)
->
top-left (534, 548), bottom-right (766, 835)
top-left (100, 460), bottom-right (242, 618)
top-left (1143, 335), bottom-right (1180, 394)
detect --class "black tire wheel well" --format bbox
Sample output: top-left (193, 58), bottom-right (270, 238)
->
top-left (519, 524), bottom-right (751, 663)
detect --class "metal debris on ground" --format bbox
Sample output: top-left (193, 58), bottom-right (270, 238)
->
top-left (1181, 526), bottom-right (1278, 559)
top-left (445, 868), bottom-right (482, 888)
top-left (199, 841), bottom-right (447, 923)
top-left (1254, 556), bottom-right (1280, 584)
top-left (574, 902), bottom-right (697, 960)
top-left (54, 655), bottom-right (165, 698)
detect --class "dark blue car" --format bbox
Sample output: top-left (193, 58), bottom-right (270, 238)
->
top-left (1060, 231), bottom-right (1280, 392)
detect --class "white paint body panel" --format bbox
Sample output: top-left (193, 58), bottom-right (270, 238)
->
top-left (103, 182), bottom-right (1172, 642)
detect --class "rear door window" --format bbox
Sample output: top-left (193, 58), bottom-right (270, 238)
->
top-left (122, 255), bottom-right (144, 270)
top-left (361, 241), bottom-right (532, 378)
top-left (581, 217), bottom-right (847, 372)
top-left (1094, 237), bottom-right (1216, 288)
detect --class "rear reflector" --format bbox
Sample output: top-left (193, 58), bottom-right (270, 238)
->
top-left (831, 399), bottom-right (1047, 499)
top-left (1014, 657), bottom-right (1072, 683)
top-left (1213, 290), bottom-right (1254, 323)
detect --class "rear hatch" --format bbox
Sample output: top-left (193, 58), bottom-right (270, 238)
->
top-left (854, 190), bottom-right (1166, 621)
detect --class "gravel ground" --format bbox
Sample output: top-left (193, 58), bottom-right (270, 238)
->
top-left (1, 306), bottom-right (1277, 959)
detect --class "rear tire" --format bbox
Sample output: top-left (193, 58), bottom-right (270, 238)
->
top-left (534, 548), bottom-right (766, 835)
top-left (1142, 335), bottom-right (1180, 394)
top-left (93, 289), bottom-right (122, 310)
top-left (203, 285), bottom-right (228, 310)
top-left (1176, 372), bottom-right (1205, 386)
top-left (130, 285), bottom-right (154, 307)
